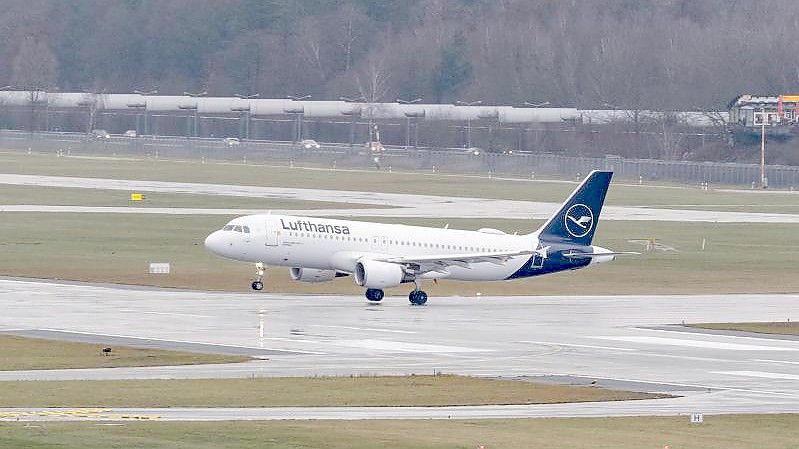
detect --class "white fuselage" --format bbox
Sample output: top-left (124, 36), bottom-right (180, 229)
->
top-left (204, 214), bottom-right (537, 281)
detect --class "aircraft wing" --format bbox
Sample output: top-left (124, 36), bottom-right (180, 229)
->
top-left (375, 249), bottom-right (535, 275)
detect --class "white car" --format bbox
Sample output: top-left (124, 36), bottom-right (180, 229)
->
top-left (91, 129), bottom-right (111, 139)
top-left (301, 139), bottom-right (320, 150)
top-left (464, 147), bottom-right (481, 156)
top-left (223, 137), bottom-right (240, 147)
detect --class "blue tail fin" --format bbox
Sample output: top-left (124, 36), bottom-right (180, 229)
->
top-left (536, 170), bottom-right (613, 246)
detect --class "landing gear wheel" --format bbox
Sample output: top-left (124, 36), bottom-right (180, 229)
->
top-left (251, 262), bottom-right (265, 291)
top-left (409, 290), bottom-right (428, 306)
top-left (365, 288), bottom-right (384, 302)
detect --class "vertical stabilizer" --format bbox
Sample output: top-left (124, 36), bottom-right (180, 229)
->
top-left (535, 171), bottom-right (613, 246)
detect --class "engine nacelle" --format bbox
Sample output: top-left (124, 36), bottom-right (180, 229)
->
top-left (354, 259), bottom-right (404, 289)
top-left (290, 267), bottom-right (338, 283)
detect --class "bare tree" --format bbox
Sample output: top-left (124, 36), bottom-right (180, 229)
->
top-left (355, 55), bottom-right (391, 102)
top-left (653, 112), bottom-right (688, 161)
top-left (11, 34), bottom-right (58, 132)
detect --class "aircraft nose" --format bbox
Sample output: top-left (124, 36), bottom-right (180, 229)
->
top-left (204, 230), bottom-right (225, 255)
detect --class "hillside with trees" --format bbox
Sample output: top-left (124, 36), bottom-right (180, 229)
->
top-left (2, 0), bottom-right (798, 111)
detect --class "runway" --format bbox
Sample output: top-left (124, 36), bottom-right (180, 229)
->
top-left (1, 278), bottom-right (798, 421)
top-left (3, 173), bottom-right (799, 222)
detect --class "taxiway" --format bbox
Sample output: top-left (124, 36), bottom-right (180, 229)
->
top-left (3, 174), bottom-right (799, 222)
top-left (1, 278), bottom-right (798, 420)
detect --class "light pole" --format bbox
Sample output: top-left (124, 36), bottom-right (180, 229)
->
top-left (0, 86), bottom-right (13, 132)
top-left (287, 94), bottom-right (311, 142)
top-left (77, 91), bottom-right (99, 135)
top-left (184, 90), bottom-right (206, 137)
top-left (456, 100), bottom-right (482, 148)
top-left (517, 101), bottom-right (551, 151)
top-left (397, 97), bottom-right (422, 149)
top-left (132, 89), bottom-right (157, 135)
top-left (760, 107), bottom-right (767, 188)
top-left (340, 96), bottom-right (366, 148)
top-left (234, 93), bottom-right (259, 140)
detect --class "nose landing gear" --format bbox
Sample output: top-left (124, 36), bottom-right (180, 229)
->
top-left (251, 262), bottom-right (265, 291)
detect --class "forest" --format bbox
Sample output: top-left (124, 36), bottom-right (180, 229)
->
top-left (3, 0), bottom-right (798, 111)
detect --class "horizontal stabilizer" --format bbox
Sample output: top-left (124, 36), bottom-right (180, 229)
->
top-left (562, 251), bottom-right (640, 259)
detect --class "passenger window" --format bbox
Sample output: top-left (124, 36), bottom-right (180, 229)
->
top-left (243, 226), bottom-right (250, 233)
top-left (233, 226), bottom-right (242, 232)
top-left (223, 225), bottom-right (233, 231)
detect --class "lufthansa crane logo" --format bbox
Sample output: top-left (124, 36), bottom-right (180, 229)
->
top-left (564, 204), bottom-right (594, 238)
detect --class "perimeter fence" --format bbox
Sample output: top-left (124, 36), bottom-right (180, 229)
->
top-left (3, 130), bottom-right (798, 187)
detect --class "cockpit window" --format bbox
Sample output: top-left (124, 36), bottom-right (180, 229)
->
top-left (243, 226), bottom-right (250, 233)
top-left (223, 225), bottom-right (234, 231)
top-left (233, 225), bottom-right (242, 232)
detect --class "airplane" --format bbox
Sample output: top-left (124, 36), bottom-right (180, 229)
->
top-left (204, 170), bottom-right (629, 305)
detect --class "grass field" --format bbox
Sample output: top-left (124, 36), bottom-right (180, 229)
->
top-left (0, 184), bottom-right (380, 210)
top-left (0, 375), bottom-right (664, 408)
top-left (0, 336), bottom-right (249, 371)
top-left (0, 212), bottom-right (797, 295)
top-left (3, 151), bottom-right (799, 212)
top-left (1, 415), bottom-right (797, 449)
top-left (2, 150), bottom-right (798, 295)
top-left (687, 322), bottom-right (799, 336)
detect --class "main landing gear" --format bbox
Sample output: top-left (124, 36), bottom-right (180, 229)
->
top-left (251, 262), bottom-right (265, 291)
top-left (409, 280), bottom-right (428, 306)
top-left (365, 288), bottom-right (384, 302)
top-left (409, 290), bottom-right (428, 306)
top-left (363, 283), bottom-right (428, 305)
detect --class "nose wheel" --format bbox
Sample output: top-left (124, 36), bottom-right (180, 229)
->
top-left (251, 262), bottom-right (265, 291)
top-left (365, 288), bottom-right (384, 302)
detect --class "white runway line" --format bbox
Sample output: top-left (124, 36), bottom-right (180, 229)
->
top-left (334, 339), bottom-right (491, 353)
top-left (311, 324), bottom-right (416, 334)
top-left (753, 359), bottom-right (799, 365)
top-left (633, 352), bottom-right (734, 363)
top-left (37, 328), bottom-right (327, 355)
top-left (140, 311), bottom-right (215, 318)
top-left (714, 371), bottom-right (799, 381)
top-left (518, 340), bottom-right (637, 352)
top-left (591, 336), bottom-right (799, 351)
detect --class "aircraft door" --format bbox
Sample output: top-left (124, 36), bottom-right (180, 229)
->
top-left (531, 244), bottom-right (546, 269)
top-left (265, 218), bottom-right (283, 247)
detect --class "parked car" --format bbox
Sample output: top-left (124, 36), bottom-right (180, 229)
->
top-left (464, 147), bottom-right (482, 156)
top-left (91, 129), bottom-right (110, 139)
top-left (300, 139), bottom-right (320, 150)
top-left (223, 137), bottom-right (240, 147)
top-left (123, 130), bottom-right (137, 137)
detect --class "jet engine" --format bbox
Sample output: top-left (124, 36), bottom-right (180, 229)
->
top-left (354, 259), bottom-right (404, 289)
top-left (290, 267), bottom-right (339, 283)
